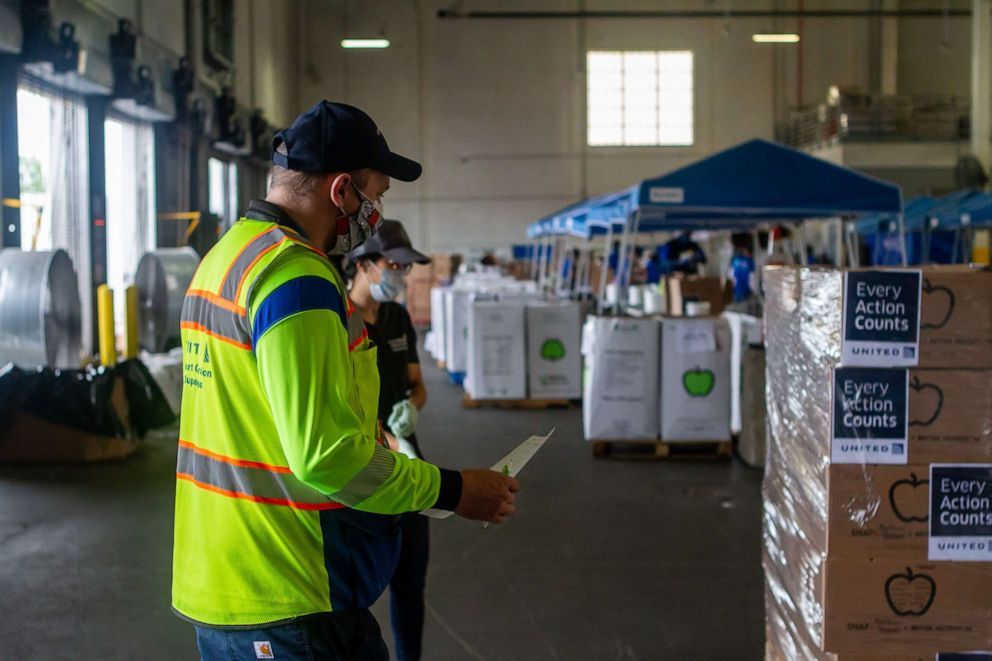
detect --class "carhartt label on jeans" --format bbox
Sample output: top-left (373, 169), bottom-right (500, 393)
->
top-left (253, 641), bottom-right (275, 659)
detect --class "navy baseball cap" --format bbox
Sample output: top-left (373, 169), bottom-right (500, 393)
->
top-left (272, 101), bottom-right (422, 182)
top-left (348, 220), bottom-right (430, 265)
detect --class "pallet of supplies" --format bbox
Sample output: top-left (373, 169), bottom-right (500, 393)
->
top-left (762, 265), bottom-right (992, 660)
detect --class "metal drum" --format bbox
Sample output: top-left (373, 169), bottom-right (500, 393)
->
top-left (135, 247), bottom-right (199, 353)
top-left (0, 248), bottom-right (82, 369)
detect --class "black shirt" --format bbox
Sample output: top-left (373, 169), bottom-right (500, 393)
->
top-left (365, 302), bottom-right (422, 457)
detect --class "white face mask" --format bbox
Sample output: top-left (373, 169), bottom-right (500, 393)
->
top-left (328, 183), bottom-right (383, 255)
top-left (369, 263), bottom-right (407, 303)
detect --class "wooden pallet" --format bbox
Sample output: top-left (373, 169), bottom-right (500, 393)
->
top-left (462, 394), bottom-right (573, 410)
top-left (591, 440), bottom-right (732, 460)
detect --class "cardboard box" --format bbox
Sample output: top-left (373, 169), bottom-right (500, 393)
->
top-left (906, 370), bottom-right (992, 463)
top-left (830, 652), bottom-right (991, 661)
top-left (464, 301), bottom-right (527, 400)
top-left (0, 412), bottom-right (137, 463)
top-left (431, 253), bottom-right (462, 284)
top-left (665, 276), bottom-right (732, 316)
top-left (659, 317), bottom-right (732, 442)
top-left (827, 465), bottom-right (931, 560)
top-left (581, 316), bottom-right (659, 441)
top-left (526, 301), bottom-right (582, 399)
top-left (0, 376), bottom-right (137, 463)
top-left (822, 559), bottom-right (992, 654)
top-left (917, 268), bottom-right (992, 368)
top-left (830, 368), bottom-right (992, 465)
top-left (408, 262), bottom-right (433, 285)
top-left (739, 345), bottom-right (767, 468)
top-left (404, 279), bottom-right (432, 327)
top-left (764, 266), bottom-right (992, 369)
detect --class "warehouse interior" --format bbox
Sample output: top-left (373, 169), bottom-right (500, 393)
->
top-left (0, 1), bottom-right (991, 660)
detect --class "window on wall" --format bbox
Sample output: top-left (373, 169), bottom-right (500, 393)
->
top-left (16, 81), bottom-right (93, 349)
top-left (208, 157), bottom-right (239, 230)
top-left (587, 50), bottom-right (694, 147)
top-left (105, 115), bottom-right (156, 335)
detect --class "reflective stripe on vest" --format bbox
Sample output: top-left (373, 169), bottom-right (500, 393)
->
top-left (177, 440), bottom-right (346, 511)
top-left (180, 291), bottom-right (251, 349)
top-left (345, 298), bottom-right (368, 352)
top-left (181, 226), bottom-right (331, 351)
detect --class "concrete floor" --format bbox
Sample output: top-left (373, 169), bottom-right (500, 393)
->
top-left (0, 359), bottom-right (765, 660)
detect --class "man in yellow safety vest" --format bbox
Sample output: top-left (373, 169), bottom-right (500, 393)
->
top-left (172, 100), bottom-right (519, 660)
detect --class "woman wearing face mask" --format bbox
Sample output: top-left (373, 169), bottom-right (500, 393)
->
top-left (347, 220), bottom-right (431, 661)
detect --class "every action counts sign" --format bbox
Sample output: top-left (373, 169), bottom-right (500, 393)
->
top-left (842, 270), bottom-right (922, 367)
top-left (832, 367), bottom-right (909, 465)
top-left (929, 464), bottom-right (992, 561)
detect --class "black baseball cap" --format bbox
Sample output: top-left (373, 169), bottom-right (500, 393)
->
top-left (272, 101), bottom-right (422, 182)
top-left (348, 220), bottom-right (430, 265)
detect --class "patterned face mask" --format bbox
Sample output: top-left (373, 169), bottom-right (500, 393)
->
top-left (328, 183), bottom-right (383, 255)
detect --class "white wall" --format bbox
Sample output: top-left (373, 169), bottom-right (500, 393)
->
top-left (41, 0), bottom-right (976, 252)
top-left (296, 0), bottom-right (975, 252)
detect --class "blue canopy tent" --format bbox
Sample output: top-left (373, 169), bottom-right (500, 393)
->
top-left (575, 139), bottom-right (903, 304)
top-left (922, 190), bottom-right (992, 263)
top-left (957, 191), bottom-right (992, 228)
top-left (855, 195), bottom-right (936, 234)
top-left (526, 192), bottom-right (633, 294)
top-left (857, 195), bottom-right (937, 265)
top-left (604, 138), bottom-right (901, 229)
top-left (527, 138), bottom-right (904, 304)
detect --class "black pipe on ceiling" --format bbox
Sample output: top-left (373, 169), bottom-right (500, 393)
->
top-left (437, 8), bottom-right (971, 20)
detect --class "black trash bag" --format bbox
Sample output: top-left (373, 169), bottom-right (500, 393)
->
top-left (0, 358), bottom-right (174, 441)
top-left (0, 363), bottom-right (30, 427)
top-left (117, 359), bottom-right (176, 434)
top-left (18, 364), bottom-right (130, 438)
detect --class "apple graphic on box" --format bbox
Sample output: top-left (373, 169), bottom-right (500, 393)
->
top-left (683, 367), bottom-right (715, 397)
top-left (885, 567), bottom-right (936, 617)
top-left (541, 338), bottom-right (566, 362)
top-left (921, 278), bottom-right (955, 330)
top-left (888, 472), bottom-right (930, 523)
top-left (909, 376), bottom-right (943, 427)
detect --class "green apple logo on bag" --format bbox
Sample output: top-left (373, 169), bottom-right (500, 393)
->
top-left (541, 338), bottom-right (566, 361)
top-left (683, 367), bottom-right (715, 397)
top-left (884, 567), bottom-right (936, 617)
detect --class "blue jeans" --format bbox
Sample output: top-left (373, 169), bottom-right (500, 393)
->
top-left (194, 610), bottom-right (388, 661)
top-left (389, 512), bottom-right (430, 661)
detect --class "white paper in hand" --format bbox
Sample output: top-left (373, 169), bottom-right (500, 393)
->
top-left (421, 428), bottom-right (555, 520)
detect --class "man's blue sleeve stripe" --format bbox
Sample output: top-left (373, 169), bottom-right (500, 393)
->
top-left (252, 276), bottom-right (347, 348)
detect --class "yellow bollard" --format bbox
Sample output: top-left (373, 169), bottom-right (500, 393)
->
top-left (124, 285), bottom-right (139, 359)
top-left (97, 284), bottom-right (117, 367)
top-left (973, 229), bottom-right (990, 265)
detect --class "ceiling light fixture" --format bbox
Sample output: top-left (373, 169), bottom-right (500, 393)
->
top-left (341, 38), bottom-right (391, 49)
top-left (752, 33), bottom-right (800, 43)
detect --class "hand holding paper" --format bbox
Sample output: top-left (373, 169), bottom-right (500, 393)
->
top-left (422, 428), bottom-right (554, 523)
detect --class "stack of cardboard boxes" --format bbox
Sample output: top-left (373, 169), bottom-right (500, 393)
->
top-left (403, 254), bottom-right (462, 327)
top-left (763, 266), bottom-right (992, 660)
